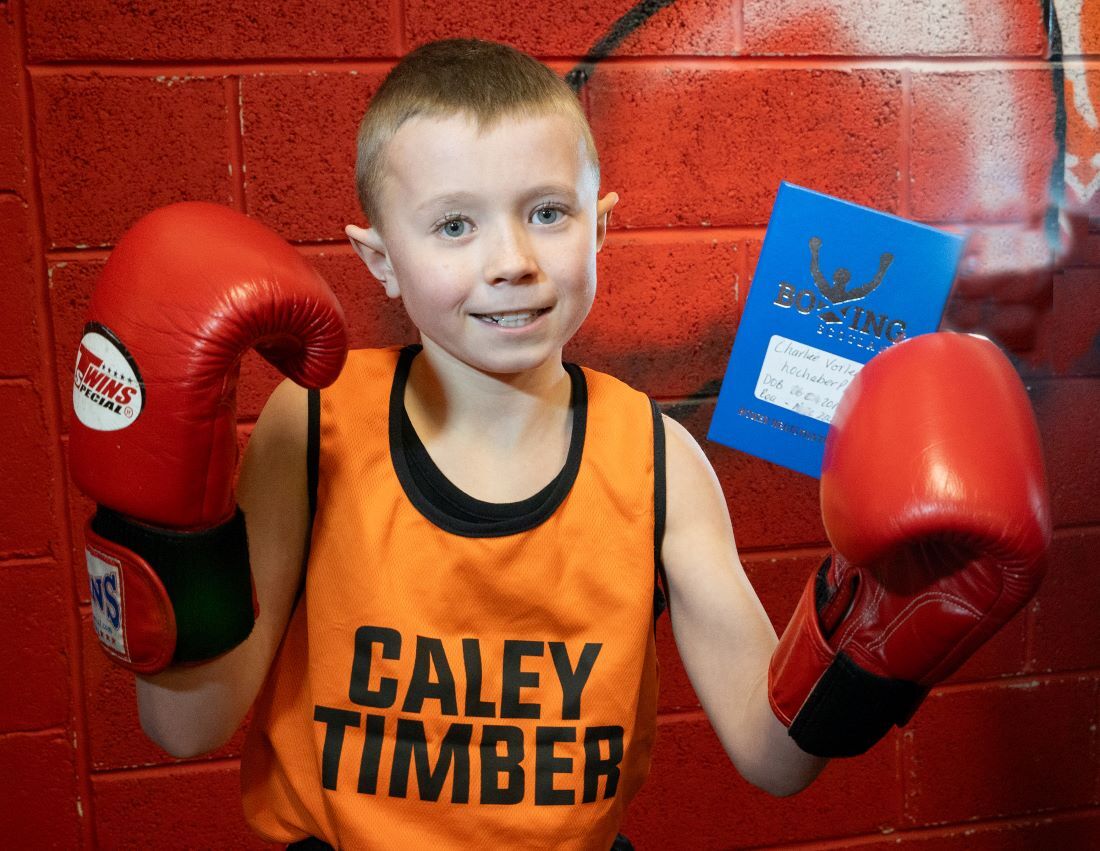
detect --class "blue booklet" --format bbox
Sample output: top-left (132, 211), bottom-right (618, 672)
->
top-left (708, 182), bottom-right (964, 478)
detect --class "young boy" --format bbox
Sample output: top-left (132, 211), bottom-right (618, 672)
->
top-left (74, 39), bottom-right (1048, 851)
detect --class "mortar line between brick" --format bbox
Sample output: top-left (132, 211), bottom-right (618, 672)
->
top-left (40, 213), bottom-right (1056, 256)
top-left (898, 723), bottom-right (914, 831)
top-left (735, 544), bottom-right (829, 561)
top-left (91, 755), bottom-right (242, 781)
top-left (0, 726), bottom-right (74, 742)
top-left (610, 226), bottom-right (766, 241)
top-left (1091, 677), bottom-right (1099, 806)
top-left (0, 548), bottom-right (51, 562)
top-left (930, 668), bottom-right (1100, 695)
top-left (653, 708), bottom-right (709, 724)
top-left (734, 0), bottom-right (745, 55)
top-left (227, 76), bottom-right (247, 211)
top-left (36, 218), bottom-right (1056, 255)
top-left (44, 229), bottom-right (770, 260)
top-left (564, 55), bottom-right (1070, 71)
top-left (1051, 521), bottom-right (1100, 537)
top-left (1023, 593), bottom-right (1040, 675)
top-left (606, 217), bottom-right (1048, 232)
top-left (736, 215), bottom-right (747, 323)
top-left (393, 0), bottom-right (406, 54)
top-left (0, 554), bottom-right (54, 567)
top-left (23, 55), bottom-right (1081, 76)
top-left (46, 240), bottom-right (362, 261)
top-left (653, 393), bottom-right (717, 407)
top-left (27, 59), bottom-right (398, 76)
top-left (42, 217), bottom-right (1058, 256)
top-left (754, 804), bottom-right (1100, 849)
top-left (899, 66), bottom-right (912, 217)
top-left (616, 214), bottom-right (1041, 232)
top-left (10, 0), bottom-right (98, 845)
top-left (613, 216), bottom-right (1048, 232)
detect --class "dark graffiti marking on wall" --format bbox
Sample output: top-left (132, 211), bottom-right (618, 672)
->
top-left (570, 0), bottom-right (1096, 377)
top-left (566, 0), bottom-right (679, 92)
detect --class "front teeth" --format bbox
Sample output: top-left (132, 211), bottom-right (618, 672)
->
top-left (478, 309), bottom-right (543, 328)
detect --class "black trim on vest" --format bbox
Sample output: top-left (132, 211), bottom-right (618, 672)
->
top-left (389, 345), bottom-right (588, 538)
top-left (402, 405), bottom-right (560, 523)
top-left (298, 387), bottom-right (321, 598)
top-left (306, 388), bottom-right (320, 538)
top-left (288, 834), bottom-right (635, 850)
top-left (650, 400), bottom-right (668, 622)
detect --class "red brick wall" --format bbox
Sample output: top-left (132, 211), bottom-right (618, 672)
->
top-left (3, 0), bottom-right (1098, 847)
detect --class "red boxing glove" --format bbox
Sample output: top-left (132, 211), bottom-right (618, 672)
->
top-left (70, 202), bottom-right (347, 674)
top-left (768, 332), bottom-right (1051, 757)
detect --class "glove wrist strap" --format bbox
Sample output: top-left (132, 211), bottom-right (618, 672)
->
top-left (768, 556), bottom-right (927, 758)
top-left (87, 507), bottom-right (256, 673)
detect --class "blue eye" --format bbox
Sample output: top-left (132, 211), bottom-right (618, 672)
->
top-left (532, 206), bottom-right (564, 225)
top-left (437, 215), bottom-right (471, 238)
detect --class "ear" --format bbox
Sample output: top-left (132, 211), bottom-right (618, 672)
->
top-left (595, 192), bottom-right (618, 252)
top-left (345, 223), bottom-right (400, 298)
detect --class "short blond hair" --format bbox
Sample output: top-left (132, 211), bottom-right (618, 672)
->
top-left (355, 39), bottom-right (599, 227)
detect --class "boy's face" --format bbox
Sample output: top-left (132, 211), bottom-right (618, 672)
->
top-left (348, 111), bottom-right (616, 377)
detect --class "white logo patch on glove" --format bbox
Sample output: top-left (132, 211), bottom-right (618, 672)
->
top-left (73, 323), bottom-right (144, 432)
top-left (87, 542), bottom-right (128, 661)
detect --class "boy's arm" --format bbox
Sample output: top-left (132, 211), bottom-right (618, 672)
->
top-left (68, 203), bottom-right (347, 757)
top-left (661, 333), bottom-right (1049, 785)
top-left (660, 414), bottom-right (828, 796)
top-left (135, 379), bottom-right (310, 757)
top-left (766, 333), bottom-right (1049, 759)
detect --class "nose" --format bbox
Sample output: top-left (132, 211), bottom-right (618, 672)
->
top-left (483, 220), bottom-right (539, 285)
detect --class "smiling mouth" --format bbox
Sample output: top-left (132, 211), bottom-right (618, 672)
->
top-left (472, 307), bottom-right (552, 328)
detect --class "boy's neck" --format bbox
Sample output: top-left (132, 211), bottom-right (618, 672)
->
top-left (405, 340), bottom-right (572, 451)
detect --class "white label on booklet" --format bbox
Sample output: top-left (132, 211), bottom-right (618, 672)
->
top-left (754, 335), bottom-right (863, 424)
top-left (87, 545), bottom-right (128, 659)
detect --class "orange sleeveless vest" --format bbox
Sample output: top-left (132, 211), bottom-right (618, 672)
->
top-left (241, 347), bottom-right (662, 850)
